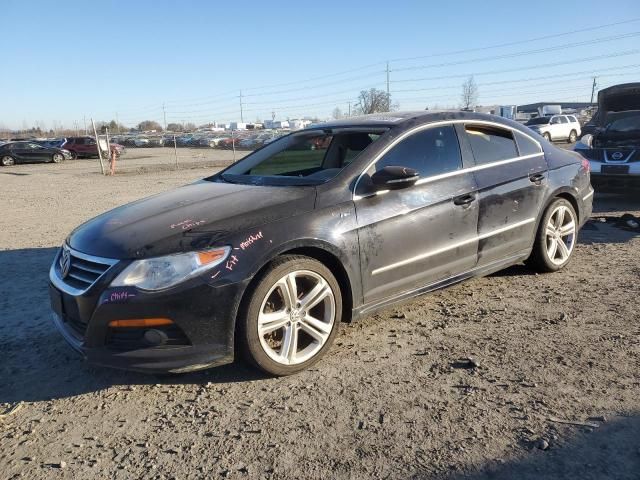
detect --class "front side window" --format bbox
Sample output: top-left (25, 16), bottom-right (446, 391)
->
top-left (465, 125), bottom-right (518, 164)
top-left (373, 125), bottom-right (462, 178)
top-left (219, 129), bottom-right (385, 185)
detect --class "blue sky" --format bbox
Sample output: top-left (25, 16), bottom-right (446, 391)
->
top-left (2, 0), bottom-right (639, 130)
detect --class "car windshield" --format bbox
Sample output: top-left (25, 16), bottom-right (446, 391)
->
top-left (526, 117), bottom-right (551, 125)
top-left (216, 128), bottom-right (385, 186)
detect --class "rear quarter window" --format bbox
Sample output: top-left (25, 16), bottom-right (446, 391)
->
top-left (514, 131), bottom-right (543, 157)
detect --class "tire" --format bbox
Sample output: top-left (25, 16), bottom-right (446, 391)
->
top-left (237, 255), bottom-right (342, 376)
top-left (568, 130), bottom-right (577, 143)
top-left (69, 151), bottom-right (78, 159)
top-left (1, 155), bottom-right (15, 166)
top-left (543, 132), bottom-right (551, 142)
top-left (51, 153), bottom-right (64, 163)
top-left (527, 198), bottom-right (577, 272)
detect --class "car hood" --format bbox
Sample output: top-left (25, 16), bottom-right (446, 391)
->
top-left (67, 180), bottom-right (316, 259)
top-left (595, 83), bottom-right (640, 127)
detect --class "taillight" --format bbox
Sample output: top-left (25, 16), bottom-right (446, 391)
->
top-left (581, 158), bottom-right (591, 173)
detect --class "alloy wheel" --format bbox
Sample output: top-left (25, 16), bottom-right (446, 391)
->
top-left (52, 153), bottom-right (63, 163)
top-left (257, 270), bottom-right (336, 366)
top-left (1, 155), bottom-right (14, 166)
top-left (545, 205), bottom-right (576, 265)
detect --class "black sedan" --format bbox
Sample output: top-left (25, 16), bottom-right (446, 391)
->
top-left (49, 111), bottom-right (593, 375)
top-left (0, 141), bottom-right (72, 166)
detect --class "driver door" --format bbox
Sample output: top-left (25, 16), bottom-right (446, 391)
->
top-left (354, 124), bottom-right (479, 304)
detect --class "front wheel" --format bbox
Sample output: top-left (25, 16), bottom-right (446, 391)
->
top-left (51, 153), bottom-right (64, 163)
top-left (238, 255), bottom-right (342, 376)
top-left (527, 198), bottom-right (577, 272)
top-left (1, 155), bottom-right (15, 166)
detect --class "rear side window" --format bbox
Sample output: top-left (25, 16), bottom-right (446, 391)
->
top-left (568, 115), bottom-right (578, 123)
top-left (559, 116), bottom-right (569, 124)
top-left (464, 125), bottom-right (518, 164)
top-left (514, 131), bottom-right (542, 156)
top-left (374, 125), bottom-right (462, 178)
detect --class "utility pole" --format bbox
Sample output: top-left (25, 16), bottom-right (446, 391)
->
top-left (116, 112), bottom-right (120, 134)
top-left (83, 115), bottom-right (87, 135)
top-left (348, 101), bottom-right (351, 117)
top-left (386, 61), bottom-right (390, 99)
top-left (271, 110), bottom-right (275, 121)
top-left (239, 90), bottom-right (244, 123)
top-left (590, 77), bottom-right (598, 104)
top-left (162, 103), bottom-right (167, 131)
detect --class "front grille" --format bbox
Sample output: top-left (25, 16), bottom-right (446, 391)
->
top-left (106, 325), bottom-right (191, 351)
top-left (57, 246), bottom-right (117, 293)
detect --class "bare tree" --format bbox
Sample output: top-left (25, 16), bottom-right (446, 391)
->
top-left (332, 107), bottom-right (343, 120)
top-left (460, 76), bottom-right (478, 111)
top-left (137, 120), bottom-right (163, 132)
top-left (167, 123), bottom-right (184, 132)
top-left (354, 88), bottom-right (393, 115)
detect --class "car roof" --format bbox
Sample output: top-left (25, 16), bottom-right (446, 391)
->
top-left (309, 110), bottom-right (525, 131)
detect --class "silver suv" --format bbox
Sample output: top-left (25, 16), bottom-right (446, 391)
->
top-left (526, 115), bottom-right (582, 143)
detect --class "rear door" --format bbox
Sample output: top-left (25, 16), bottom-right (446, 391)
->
top-left (10, 142), bottom-right (33, 163)
top-left (460, 123), bottom-right (547, 267)
top-left (355, 123), bottom-right (479, 304)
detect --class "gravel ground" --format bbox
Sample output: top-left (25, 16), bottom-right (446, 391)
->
top-left (1, 155), bottom-right (639, 480)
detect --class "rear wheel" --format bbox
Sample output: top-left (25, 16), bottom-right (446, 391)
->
top-left (238, 255), bottom-right (342, 376)
top-left (543, 132), bottom-right (551, 142)
top-left (568, 130), bottom-right (577, 143)
top-left (1, 155), bottom-right (15, 166)
top-left (527, 198), bottom-right (577, 272)
top-left (69, 151), bottom-right (78, 159)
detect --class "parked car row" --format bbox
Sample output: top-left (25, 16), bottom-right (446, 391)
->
top-left (107, 130), bottom-right (288, 150)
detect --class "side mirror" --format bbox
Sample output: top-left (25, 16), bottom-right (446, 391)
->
top-left (370, 166), bottom-right (419, 191)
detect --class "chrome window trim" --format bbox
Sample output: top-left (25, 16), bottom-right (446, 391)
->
top-left (49, 245), bottom-right (119, 296)
top-left (353, 119), bottom-right (543, 200)
top-left (371, 217), bottom-right (536, 275)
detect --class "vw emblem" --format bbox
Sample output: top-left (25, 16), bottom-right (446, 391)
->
top-left (611, 151), bottom-right (624, 160)
top-left (60, 247), bottom-right (71, 279)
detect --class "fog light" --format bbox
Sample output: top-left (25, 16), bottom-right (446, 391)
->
top-left (143, 329), bottom-right (169, 346)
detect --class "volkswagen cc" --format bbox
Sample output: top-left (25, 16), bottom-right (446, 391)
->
top-left (49, 111), bottom-right (593, 375)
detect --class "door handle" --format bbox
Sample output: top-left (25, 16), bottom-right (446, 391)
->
top-left (529, 173), bottom-right (545, 184)
top-left (453, 194), bottom-right (476, 206)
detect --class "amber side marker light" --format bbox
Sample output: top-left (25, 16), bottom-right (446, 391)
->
top-left (197, 250), bottom-right (227, 265)
top-left (109, 318), bottom-right (173, 328)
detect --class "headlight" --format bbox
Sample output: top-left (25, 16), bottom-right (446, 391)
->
top-left (111, 247), bottom-right (230, 291)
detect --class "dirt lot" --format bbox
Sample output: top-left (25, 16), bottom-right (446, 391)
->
top-left (1, 154), bottom-right (639, 480)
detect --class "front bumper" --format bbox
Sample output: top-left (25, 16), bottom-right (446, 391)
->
top-left (48, 248), bottom-right (245, 374)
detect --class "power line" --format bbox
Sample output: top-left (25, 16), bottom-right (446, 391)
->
top-left (390, 17), bottom-right (640, 63)
top-left (391, 31), bottom-right (640, 73)
top-left (392, 66), bottom-right (640, 94)
top-left (105, 18), bottom-right (640, 115)
top-left (391, 49), bottom-right (640, 83)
